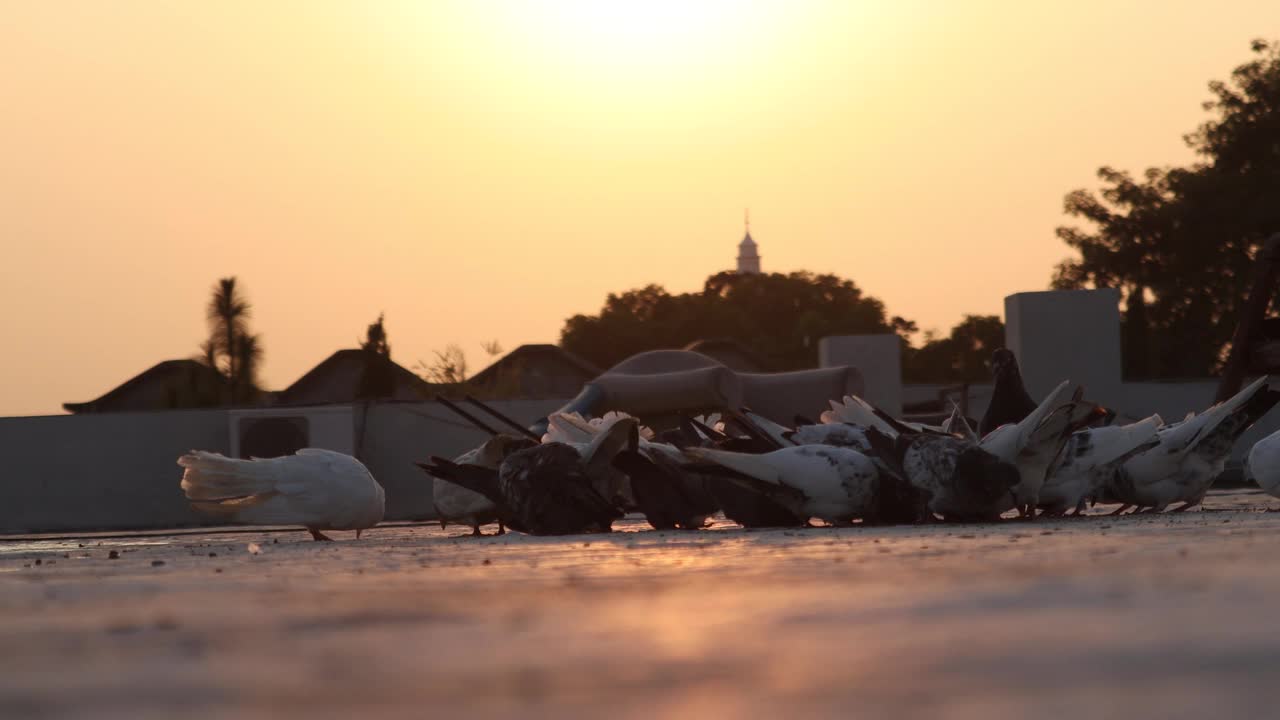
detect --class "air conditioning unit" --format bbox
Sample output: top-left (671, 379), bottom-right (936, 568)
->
top-left (228, 406), bottom-right (356, 459)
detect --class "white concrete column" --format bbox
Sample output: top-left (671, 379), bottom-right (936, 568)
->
top-left (1004, 288), bottom-right (1123, 403)
top-left (818, 334), bottom-right (902, 416)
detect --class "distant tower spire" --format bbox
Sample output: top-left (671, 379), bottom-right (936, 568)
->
top-left (736, 210), bottom-right (761, 275)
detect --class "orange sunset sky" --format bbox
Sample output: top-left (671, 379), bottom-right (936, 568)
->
top-left (2, 1), bottom-right (1277, 416)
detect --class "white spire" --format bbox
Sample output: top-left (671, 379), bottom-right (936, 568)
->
top-left (736, 209), bottom-right (761, 274)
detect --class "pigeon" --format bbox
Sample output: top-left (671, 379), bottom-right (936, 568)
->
top-left (735, 409), bottom-right (796, 448)
top-left (941, 403), bottom-right (979, 442)
top-left (979, 381), bottom-right (1108, 516)
top-left (557, 414), bottom-right (720, 530)
top-left (421, 418), bottom-right (636, 535)
top-left (178, 449), bottom-right (385, 541)
top-left (979, 348), bottom-right (1039, 438)
top-left (821, 395), bottom-right (900, 436)
top-left (863, 428), bottom-right (1020, 522)
top-left (428, 434), bottom-right (537, 535)
top-left (1245, 427), bottom-right (1280, 499)
top-left (612, 445), bottom-right (719, 530)
top-left (542, 411), bottom-right (641, 509)
top-left (673, 415), bottom-right (809, 527)
top-left (1106, 378), bottom-right (1280, 513)
top-left (786, 422), bottom-right (874, 451)
top-left (822, 394), bottom-right (951, 437)
top-left (682, 445), bottom-right (881, 525)
top-left (1037, 416), bottom-right (1162, 516)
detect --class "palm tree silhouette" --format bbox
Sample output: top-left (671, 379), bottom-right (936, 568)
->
top-left (199, 277), bottom-right (262, 404)
top-left (207, 277), bottom-right (250, 382)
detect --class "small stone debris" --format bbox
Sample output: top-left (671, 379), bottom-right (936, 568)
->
top-left (108, 551), bottom-right (120, 560)
top-left (247, 543), bottom-right (262, 555)
top-left (482, 558), bottom-right (492, 565)
top-left (151, 560), bottom-right (166, 567)
top-left (214, 568), bottom-right (223, 573)
top-left (34, 558), bottom-right (42, 566)
top-left (208, 552), bottom-right (217, 558)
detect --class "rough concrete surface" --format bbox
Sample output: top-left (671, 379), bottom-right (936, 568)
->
top-left (2, 490), bottom-right (1279, 719)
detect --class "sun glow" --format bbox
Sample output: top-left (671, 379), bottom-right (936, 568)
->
top-left (473, 0), bottom-right (795, 98)
top-left (510, 0), bottom-right (756, 59)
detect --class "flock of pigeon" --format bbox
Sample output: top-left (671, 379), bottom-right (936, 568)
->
top-left (175, 349), bottom-right (1280, 540)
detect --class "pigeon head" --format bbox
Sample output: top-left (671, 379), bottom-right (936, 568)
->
top-left (955, 445), bottom-right (1021, 505)
top-left (989, 348), bottom-right (1021, 380)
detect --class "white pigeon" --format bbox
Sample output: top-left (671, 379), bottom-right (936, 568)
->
top-left (1246, 428), bottom-right (1280, 499)
top-left (737, 409), bottom-right (796, 447)
top-left (178, 449), bottom-right (385, 541)
top-left (978, 380), bottom-right (1078, 516)
top-left (821, 394), bottom-right (950, 437)
top-left (941, 403), bottom-right (978, 442)
top-left (786, 422), bottom-right (873, 451)
top-left (1109, 377), bottom-right (1277, 513)
top-left (821, 395), bottom-right (900, 436)
top-left (1038, 415), bottom-right (1162, 515)
top-left (431, 434), bottom-right (535, 535)
top-left (682, 445), bottom-right (880, 524)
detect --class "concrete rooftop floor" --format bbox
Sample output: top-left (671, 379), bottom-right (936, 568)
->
top-left (2, 489), bottom-right (1279, 719)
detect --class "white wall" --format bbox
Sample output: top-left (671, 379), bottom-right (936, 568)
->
top-left (0, 400), bottom-right (569, 534)
top-left (0, 409), bottom-right (229, 533)
top-left (819, 334), bottom-right (903, 416)
top-left (1002, 288), bottom-right (1280, 466)
top-left (1006, 288), bottom-right (1124, 402)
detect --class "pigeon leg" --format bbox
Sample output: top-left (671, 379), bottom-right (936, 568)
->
top-left (471, 525), bottom-right (483, 537)
top-left (307, 528), bottom-right (334, 542)
top-left (496, 522), bottom-right (507, 536)
top-left (1109, 504), bottom-right (1132, 516)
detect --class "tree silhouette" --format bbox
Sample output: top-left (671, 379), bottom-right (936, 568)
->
top-left (233, 333), bottom-right (263, 402)
top-left (561, 271), bottom-right (900, 371)
top-left (207, 278), bottom-right (250, 382)
top-left (1054, 39), bottom-right (1280, 377)
top-left (901, 315), bottom-right (1004, 383)
top-left (199, 277), bottom-right (262, 403)
top-left (361, 313), bottom-right (391, 357)
top-left (357, 313), bottom-right (396, 400)
top-left (419, 344), bottom-right (468, 385)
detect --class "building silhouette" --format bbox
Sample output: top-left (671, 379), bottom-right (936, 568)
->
top-left (736, 212), bottom-right (761, 274)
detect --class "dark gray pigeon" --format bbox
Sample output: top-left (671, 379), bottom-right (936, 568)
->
top-left (419, 419), bottom-right (636, 535)
top-left (979, 348), bottom-right (1038, 437)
